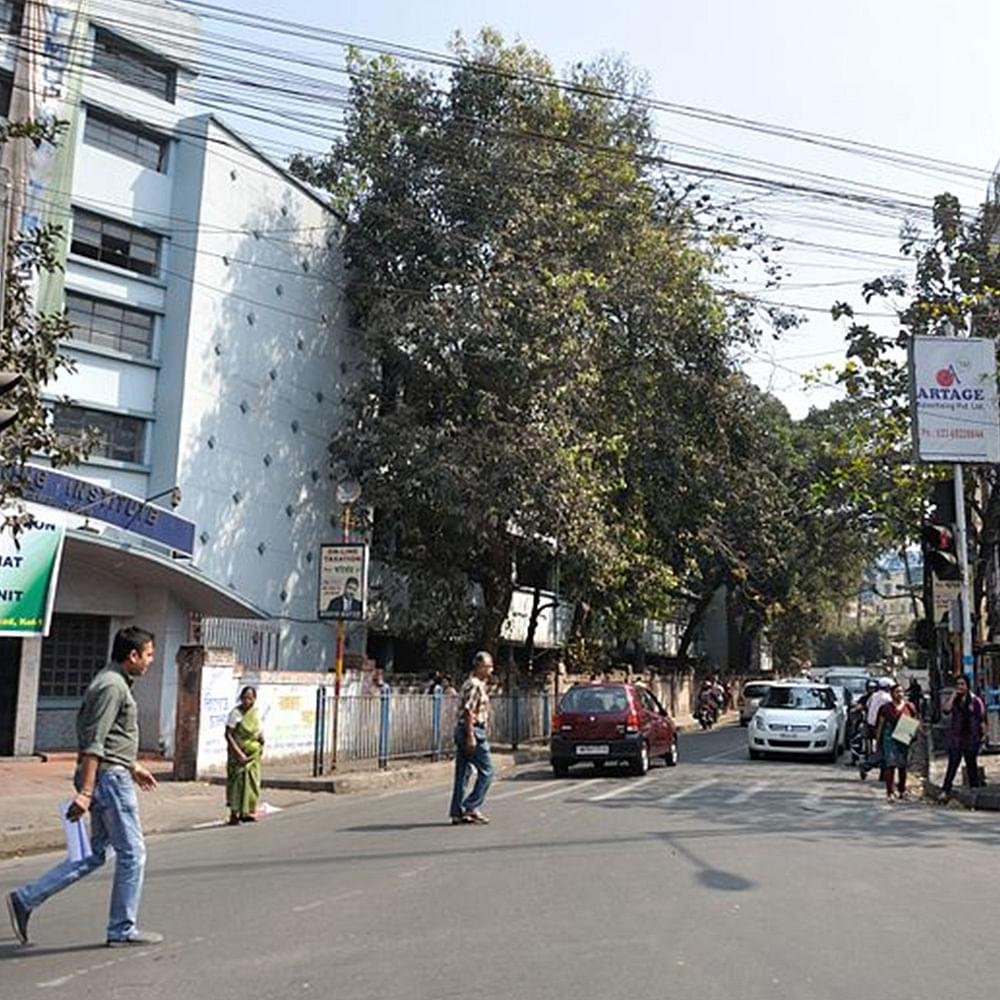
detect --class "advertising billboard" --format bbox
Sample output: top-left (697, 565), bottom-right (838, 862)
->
top-left (908, 335), bottom-right (1000, 464)
top-left (317, 543), bottom-right (368, 621)
top-left (0, 503), bottom-right (66, 636)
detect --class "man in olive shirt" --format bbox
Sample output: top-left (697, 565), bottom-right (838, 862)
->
top-left (7, 626), bottom-right (163, 948)
top-left (448, 650), bottom-right (495, 824)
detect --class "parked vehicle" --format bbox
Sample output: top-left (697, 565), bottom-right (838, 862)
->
top-left (748, 681), bottom-right (843, 761)
top-left (550, 683), bottom-right (678, 777)
top-left (739, 681), bottom-right (773, 726)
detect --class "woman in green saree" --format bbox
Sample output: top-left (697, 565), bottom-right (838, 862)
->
top-left (225, 686), bottom-right (264, 824)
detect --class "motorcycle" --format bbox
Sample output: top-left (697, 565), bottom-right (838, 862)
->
top-left (697, 694), bottom-right (718, 730)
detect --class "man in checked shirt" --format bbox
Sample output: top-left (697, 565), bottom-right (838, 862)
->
top-left (448, 651), bottom-right (495, 824)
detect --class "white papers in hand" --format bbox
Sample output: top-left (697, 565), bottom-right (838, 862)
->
top-left (60, 800), bottom-right (92, 862)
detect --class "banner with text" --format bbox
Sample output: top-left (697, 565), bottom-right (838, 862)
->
top-left (0, 503), bottom-right (66, 636)
top-left (908, 335), bottom-right (1000, 464)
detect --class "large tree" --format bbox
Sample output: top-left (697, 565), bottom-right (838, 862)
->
top-left (296, 34), bottom-right (767, 653)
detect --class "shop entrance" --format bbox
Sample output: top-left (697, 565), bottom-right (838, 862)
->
top-left (0, 638), bottom-right (23, 755)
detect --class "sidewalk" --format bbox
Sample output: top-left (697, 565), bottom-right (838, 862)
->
top-left (0, 746), bottom-right (548, 860)
top-left (924, 747), bottom-right (1000, 810)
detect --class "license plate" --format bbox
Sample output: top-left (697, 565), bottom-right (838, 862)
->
top-left (576, 745), bottom-right (610, 756)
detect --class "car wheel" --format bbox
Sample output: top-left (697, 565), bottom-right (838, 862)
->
top-left (664, 736), bottom-right (679, 767)
top-left (739, 718), bottom-right (748, 727)
top-left (631, 741), bottom-right (650, 776)
top-left (749, 748), bottom-right (762, 760)
top-left (552, 761), bottom-right (569, 778)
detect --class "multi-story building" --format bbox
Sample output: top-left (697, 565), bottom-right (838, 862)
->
top-left (1, 0), bottom-right (349, 756)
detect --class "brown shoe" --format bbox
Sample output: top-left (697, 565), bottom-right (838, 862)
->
top-left (463, 810), bottom-right (490, 824)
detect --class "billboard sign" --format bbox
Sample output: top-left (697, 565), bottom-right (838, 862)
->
top-left (908, 336), bottom-right (1000, 463)
top-left (0, 503), bottom-right (66, 636)
top-left (318, 543), bottom-right (368, 621)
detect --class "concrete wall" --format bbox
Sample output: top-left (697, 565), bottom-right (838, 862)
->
top-left (162, 116), bottom-right (348, 669)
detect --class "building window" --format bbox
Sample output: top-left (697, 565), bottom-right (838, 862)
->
top-left (84, 108), bottom-right (167, 172)
top-left (39, 614), bottom-right (110, 699)
top-left (70, 208), bottom-right (161, 277)
top-left (0, 71), bottom-right (11, 118)
top-left (66, 291), bottom-right (155, 357)
top-left (92, 28), bottom-right (176, 103)
top-left (53, 405), bottom-right (147, 464)
top-left (0, 1), bottom-right (23, 36)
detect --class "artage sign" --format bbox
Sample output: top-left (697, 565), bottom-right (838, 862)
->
top-left (908, 336), bottom-right (1000, 464)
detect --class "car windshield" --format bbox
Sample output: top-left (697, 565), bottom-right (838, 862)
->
top-left (839, 677), bottom-right (870, 696)
top-left (743, 684), bottom-right (770, 699)
top-left (762, 687), bottom-right (834, 711)
top-left (559, 686), bottom-right (629, 714)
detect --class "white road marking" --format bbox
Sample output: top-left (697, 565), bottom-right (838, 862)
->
top-left (490, 782), bottom-right (553, 802)
top-left (656, 778), bottom-right (718, 802)
top-left (799, 788), bottom-right (826, 811)
top-left (700, 745), bottom-right (749, 762)
top-left (527, 780), bottom-right (595, 801)
top-left (292, 888), bottom-right (362, 913)
top-left (726, 781), bottom-right (769, 804)
top-left (588, 775), bottom-right (656, 801)
top-left (397, 865), bottom-right (430, 879)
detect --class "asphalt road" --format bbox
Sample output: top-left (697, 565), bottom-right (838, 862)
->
top-left (2, 723), bottom-right (997, 1000)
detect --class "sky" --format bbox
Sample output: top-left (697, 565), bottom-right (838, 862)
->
top-left (179, 0), bottom-right (1000, 419)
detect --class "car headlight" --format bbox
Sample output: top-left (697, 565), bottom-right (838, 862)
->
top-left (754, 715), bottom-right (766, 730)
top-left (813, 721), bottom-right (829, 732)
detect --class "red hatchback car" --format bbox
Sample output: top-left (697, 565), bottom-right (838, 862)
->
top-left (550, 682), bottom-right (679, 777)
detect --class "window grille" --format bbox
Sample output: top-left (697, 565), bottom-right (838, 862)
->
top-left (71, 208), bottom-right (161, 277)
top-left (53, 405), bottom-right (147, 465)
top-left (39, 614), bottom-right (111, 699)
top-left (66, 291), bottom-right (155, 357)
top-left (92, 28), bottom-right (175, 102)
top-left (84, 109), bottom-right (167, 172)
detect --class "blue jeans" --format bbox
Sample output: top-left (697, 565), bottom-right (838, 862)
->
top-left (15, 766), bottom-right (147, 941)
top-left (449, 724), bottom-right (493, 817)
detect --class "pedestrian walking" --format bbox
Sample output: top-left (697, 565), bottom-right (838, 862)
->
top-left (859, 677), bottom-right (893, 779)
top-left (225, 685), bottom-right (265, 825)
top-left (6, 626), bottom-right (163, 948)
top-left (875, 683), bottom-right (917, 802)
top-left (448, 650), bottom-right (494, 825)
top-left (940, 674), bottom-right (986, 799)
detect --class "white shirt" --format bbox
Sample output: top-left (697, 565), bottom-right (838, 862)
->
top-left (867, 690), bottom-right (891, 727)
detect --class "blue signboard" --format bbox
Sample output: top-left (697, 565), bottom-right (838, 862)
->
top-left (1, 465), bottom-right (196, 555)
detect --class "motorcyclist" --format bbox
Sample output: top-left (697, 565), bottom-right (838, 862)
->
top-left (697, 676), bottom-right (720, 727)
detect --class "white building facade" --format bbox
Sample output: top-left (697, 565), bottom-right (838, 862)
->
top-left (0, 0), bottom-right (349, 756)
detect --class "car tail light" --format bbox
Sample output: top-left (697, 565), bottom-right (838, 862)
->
top-left (625, 710), bottom-right (640, 733)
top-left (552, 713), bottom-right (572, 732)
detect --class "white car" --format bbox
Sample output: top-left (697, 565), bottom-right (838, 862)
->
top-left (748, 682), bottom-right (843, 761)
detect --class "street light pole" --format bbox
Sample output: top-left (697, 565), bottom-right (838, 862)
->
top-left (329, 480), bottom-right (361, 772)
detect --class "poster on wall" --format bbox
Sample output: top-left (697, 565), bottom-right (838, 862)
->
top-left (0, 503), bottom-right (67, 636)
top-left (908, 335), bottom-right (1000, 463)
top-left (317, 543), bottom-right (368, 620)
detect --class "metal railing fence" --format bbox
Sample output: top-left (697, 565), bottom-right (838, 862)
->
top-left (312, 690), bottom-right (552, 774)
top-left (188, 615), bottom-right (281, 670)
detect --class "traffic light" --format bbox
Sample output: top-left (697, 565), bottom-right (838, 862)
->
top-left (922, 522), bottom-right (960, 580)
top-left (0, 371), bottom-right (21, 432)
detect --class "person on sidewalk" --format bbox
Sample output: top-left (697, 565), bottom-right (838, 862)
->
top-left (225, 685), bottom-right (265, 825)
top-left (448, 651), bottom-right (495, 825)
top-left (859, 677), bottom-right (893, 779)
top-left (940, 674), bottom-right (986, 799)
top-left (6, 626), bottom-right (163, 949)
top-left (875, 683), bottom-right (917, 802)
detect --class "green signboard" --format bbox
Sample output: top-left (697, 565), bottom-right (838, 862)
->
top-left (0, 504), bottom-right (66, 636)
